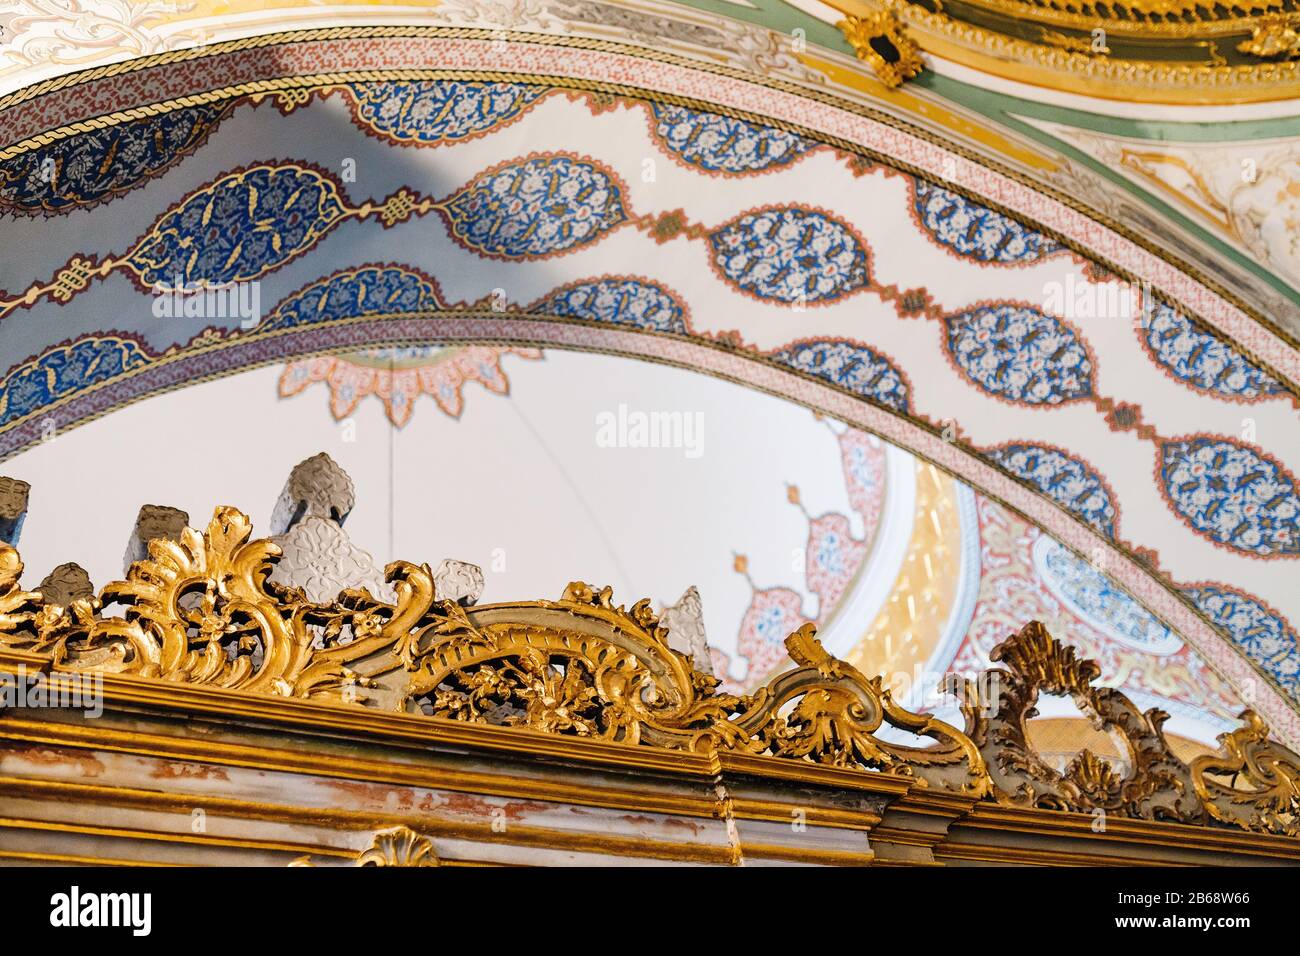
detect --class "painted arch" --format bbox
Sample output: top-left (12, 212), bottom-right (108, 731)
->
top-left (1, 25), bottom-right (1299, 747)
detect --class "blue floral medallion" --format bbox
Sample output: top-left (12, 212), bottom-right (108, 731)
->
top-left (771, 340), bottom-right (909, 413)
top-left (1185, 585), bottom-right (1299, 695)
top-left (0, 338), bottom-right (150, 428)
top-left (442, 155), bottom-right (626, 259)
top-left (0, 103), bottom-right (231, 214)
top-left (912, 180), bottom-right (1061, 264)
top-left (709, 207), bottom-right (869, 304)
top-left (127, 164), bottom-right (348, 287)
top-left (265, 266), bottom-right (441, 330)
top-left (944, 304), bottom-right (1093, 405)
top-left (1159, 437), bottom-right (1300, 557)
top-left (1033, 537), bottom-right (1181, 653)
top-left (347, 81), bottom-right (547, 144)
top-left (987, 443), bottom-right (1117, 537)
top-left (1141, 302), bottom-right (1285, 402)
top-left (649, 104), bottom-right (813, 174)
top-left (535, 278), bottom-right (687, 334)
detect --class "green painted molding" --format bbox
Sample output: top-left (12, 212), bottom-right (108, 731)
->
top-left (658, 0), bottom-right (1300, 306)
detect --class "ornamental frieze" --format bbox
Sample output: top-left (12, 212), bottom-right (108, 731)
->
top-left (0, 500), bottom-right (1296, 838)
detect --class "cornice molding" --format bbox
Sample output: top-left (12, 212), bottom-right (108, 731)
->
top-left (830, 0), bottom-right (1300, 104)
top-left (2, 505), bottom-right (1297, 846)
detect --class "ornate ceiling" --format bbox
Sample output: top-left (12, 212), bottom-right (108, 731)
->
top-left (0, 0), bottom-right (1297, 746)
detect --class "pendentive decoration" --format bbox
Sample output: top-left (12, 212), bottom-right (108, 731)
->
top-left (2, 508), bottom-right (1298, 835)
top-left (838, 4), bottom-right (924, 89)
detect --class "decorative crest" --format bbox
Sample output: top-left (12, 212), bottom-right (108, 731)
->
top-left (950, 621), bottom-right (1207, 823)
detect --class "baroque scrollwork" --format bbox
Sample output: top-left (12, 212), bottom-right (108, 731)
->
top-left (0, 507), bottom-right (423, 697)
top-left (2, 507), bottom-right (1299, 837)
top-left (1191, 710), bottom-right (1300, 836)
top-left (949, 621), bottom-right (1206, 823)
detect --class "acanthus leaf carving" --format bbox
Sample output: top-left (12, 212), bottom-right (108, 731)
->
top-left (1192, 709), bottom-right (1300, 836)
top-left (3, 507), bottom-right (1299, 837)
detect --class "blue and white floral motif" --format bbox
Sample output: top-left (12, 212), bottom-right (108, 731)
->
top-left (987, 444), bottom-right (1117, 537)
top-left (1033, 537), bottom-right (1181, 654)
top-left (1142, 302), bottom-right (1285, 401)
top-left (347, 81), bottom-right (547, 144)
top-left (1159, 437), bottom-right (1300, 557)
top-left (128, 165), bottom-right (347, 287)
top-left (945, 304), bottom-right (1093, 405)
top-left (709, 207), bottom-right (869, 304)
top-left (0, 103), bottom-right (230, 214)
top-left (265, 266), bottom-right (441, 330)
top-left (0, 338), bottom-right (150, 428)
top-left (912, 180), bottom-right (1061, 264)
top-left (536, 278), bottom-right (687, 334)
top-left (771, 340), bottom-right (909, 413)
top-left (649, 104), bottom-right (814, 174)
top-left (442, 155), bottom-right (626, 259)
top-left (1185, 585), bottom-right (1299, 695)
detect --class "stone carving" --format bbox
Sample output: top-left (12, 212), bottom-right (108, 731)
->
top-left (269, 452), bottom-right (355, 533)
top-left (660, 585), bottom-right (712, 676)
top-left (267, 453), bottom-right (388, 602)
top-left (0, 477), bottom-right (29, 546)
top-left (432, 559), bottom-right (484, 606)
top-left (38, 563), bottom-right (93, 607)
top-left (123, 504), bottom-right (188, 571)
top-left (266, 453), bottom-right (483, 606)
top-left (272, 516), bottom-right (392, 604)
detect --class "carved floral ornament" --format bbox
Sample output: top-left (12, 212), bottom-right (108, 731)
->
top-left (0, 507), bottom-right (1297, 838)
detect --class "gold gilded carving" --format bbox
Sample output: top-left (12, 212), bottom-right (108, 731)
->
top-left (290, 826), bottom-right (440, 866)
top-left (0, 508), bottom-right (402, 694)
top-left (4, 506), bottom-right (1300, 837)
top-left (355, 826), bottom-right (440, 866)
top-left (955, 0), bottom-right (1292, 32)
top-left (1038, 28), bottom-right (1108, 57)
top-left (0, 507), bottom-right (983, 792)
top-left (1192, 710), bottom-right (1300, 836)
top-left (838, 7), bottom-right (924, 88)
top-left (736, 624), bottom-right (988, 792)
top-left (1238, 14), bottom-right (1300, 59)
top-left (950, 622), bottom-right (1205, 823)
